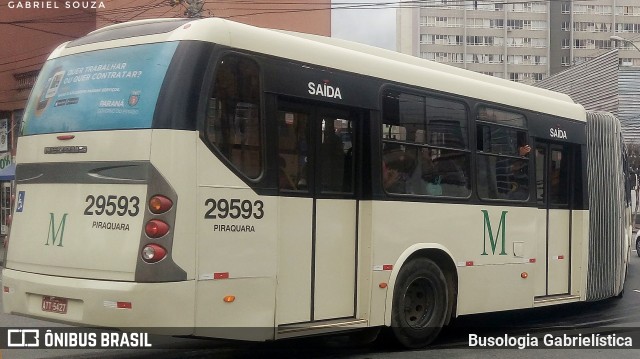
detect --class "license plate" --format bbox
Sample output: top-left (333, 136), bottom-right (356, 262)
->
top-left (41, 296), bottom-right (68, 314)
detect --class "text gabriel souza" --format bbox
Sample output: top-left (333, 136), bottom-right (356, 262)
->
top-left (469, 333), bottom-right (633, 349)
top-left (7, 1), bottom-right (105, 9)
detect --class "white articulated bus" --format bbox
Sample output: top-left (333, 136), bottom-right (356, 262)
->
top-left (2, 18), bottom-right (631, 348)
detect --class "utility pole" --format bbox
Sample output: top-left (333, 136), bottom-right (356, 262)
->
top-left (169, 0), bottom-right (205, 18)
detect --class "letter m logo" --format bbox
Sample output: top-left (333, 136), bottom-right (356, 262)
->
top-left (46, 213), bottom-right (68, 247)
top-left (481, 210), bottom-right (507, 256)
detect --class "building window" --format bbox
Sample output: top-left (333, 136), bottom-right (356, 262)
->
top-left (13, 70), bottom-right (39, 91)
top-left (531, 20), bottom-right (547, 30)
top-left (507, 19), bottom-right (524, 30)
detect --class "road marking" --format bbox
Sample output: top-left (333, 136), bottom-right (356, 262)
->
top-left (634, 290), bottom-right (640, 294)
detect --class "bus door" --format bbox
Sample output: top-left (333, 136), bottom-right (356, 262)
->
top-left (276, 100), bottom-right (358, 324)
top-left (534, 141), bottom-right (572, 296)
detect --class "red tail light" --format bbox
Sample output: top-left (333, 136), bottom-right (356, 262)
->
top-left (145, 220), bottom-right (170, 238)
top-left (149, 195), bottom-right (173, 214)
top-left (141, 244), bottom-right (167, 263)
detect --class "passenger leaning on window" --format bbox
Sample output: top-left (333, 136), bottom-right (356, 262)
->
top-left (509, 142), bottom-right (531, 200)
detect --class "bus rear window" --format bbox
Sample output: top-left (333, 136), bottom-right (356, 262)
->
top-left (21, 42), bottom-right (179, 135)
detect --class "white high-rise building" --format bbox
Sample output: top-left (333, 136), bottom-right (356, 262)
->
top-left (397, 0), bottom-right (640, 83)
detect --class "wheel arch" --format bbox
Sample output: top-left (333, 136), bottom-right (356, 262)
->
top-left (384, 244), bottom-right (458, 326)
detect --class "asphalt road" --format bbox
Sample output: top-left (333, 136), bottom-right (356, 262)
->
top-left (1, 248), bottom-right (640, 358)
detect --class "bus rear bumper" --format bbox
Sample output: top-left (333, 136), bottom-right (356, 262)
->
top-left (2, 268), bottom-right (195, 334)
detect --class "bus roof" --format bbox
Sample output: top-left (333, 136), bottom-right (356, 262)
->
top-left (59, 17), bottom-right (586, 122)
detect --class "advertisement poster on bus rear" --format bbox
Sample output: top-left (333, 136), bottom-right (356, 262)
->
top-left (22, 42), bottom-right (178, 136)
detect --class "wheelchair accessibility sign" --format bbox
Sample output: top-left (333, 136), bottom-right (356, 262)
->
top-left (16, 191), bottom-right (25, 213)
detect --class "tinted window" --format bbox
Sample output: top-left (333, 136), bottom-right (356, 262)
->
top-left (205, 55), bottom-right (262, 179)
top-left (382, 90), bottom-right (470, 197)
top-left (476, 106), bottom-right (530, 201)
top-left (277, 111), bottom-right (310, 191)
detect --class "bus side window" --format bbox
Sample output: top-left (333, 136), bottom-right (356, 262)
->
top-left (476, 107), bottom-right (529, 201)
top-left (277, 111), bottom-right (310, 191)
top-left (205, 55), bottom-right (262, 179)
top-left (381, 89), bottom-right (470, 197)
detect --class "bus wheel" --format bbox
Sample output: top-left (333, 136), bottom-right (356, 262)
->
top-left (390, 257), bottom-right (448, 348)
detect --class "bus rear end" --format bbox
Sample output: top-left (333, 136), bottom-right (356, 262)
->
top-left (2, 20), bottom-right (209, 333)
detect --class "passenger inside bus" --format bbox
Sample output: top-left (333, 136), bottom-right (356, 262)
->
top-left (508, 136), bottom-right (531, 200)
top-left (382, 146), bottom-right (415, 193)
top-left (321, 120), bottom-right (345, 192)
top-left (278, 156), bottom-right (297, 190)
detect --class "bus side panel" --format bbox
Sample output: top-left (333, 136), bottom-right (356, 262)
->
top-left (275, 197), bottom-right (313, 325)
top-left (371, 201), bottom-right (538, 317)
top-left (572, 210), bottom-right (589, 300)
top-left (457, 265), bottom-right (534, 314)
top-left (194, 278), bottom-right (276, 341)
top-left (194, 140), bottom-right (277, 339)
top-left (547, 209), bottom-right (571, 295)
top-left (356, 201), bottom-right (374, 325)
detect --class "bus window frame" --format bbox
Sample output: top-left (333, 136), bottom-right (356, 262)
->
top-left (198, 50), bottom-right (268, 185)
top-left (379, 85), bottom-right (473, 200)
top-left (473, 103), bottom-right (533, 203)
top-left (153, 41), bottom-right (214, 132)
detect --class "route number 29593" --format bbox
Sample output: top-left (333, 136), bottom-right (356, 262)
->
top-left (204, 198), bottom-right (264, 220)
top-left (84, 195), bottom-right (140, 216)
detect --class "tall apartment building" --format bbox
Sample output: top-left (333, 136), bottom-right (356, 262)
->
top-left (397, 0), bottom-right (640, 84)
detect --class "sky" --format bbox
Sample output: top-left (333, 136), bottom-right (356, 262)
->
top-left (331, 0), bottom-right (397, 51)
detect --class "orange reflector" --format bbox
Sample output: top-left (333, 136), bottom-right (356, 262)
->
top-left (149, 195), bottom-right (173, 214)
top-left (382, 265), bottom-right (393, 271)
top-left (379, 283), bottom-right (388, 289)
top-left (529, 258), bottom-right (536, 263)
top-left (558, 255), bottom-right (565, 260)
top-left (521, 272), bottom-right (528, 279)
top-left (3, 286), bottom-right (9, 293)
top-left (117, 302), bottom-right (132, 309)
top-left (466, 261), bottom-right (474, 266)
top-left (223, 296), bottom-right (235, 303)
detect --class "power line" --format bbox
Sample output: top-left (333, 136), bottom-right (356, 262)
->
top-left (0, 0), bottom-right (636, 72)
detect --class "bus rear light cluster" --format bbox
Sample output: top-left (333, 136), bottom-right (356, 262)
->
top-left (141, 194), bottom-right (173, 264)
top-left (145, 219), bottom-right (170, 238)
top-left (141, 244), bottom-right (167, 263)
top-left (149, 195), bottom-right (173, 214)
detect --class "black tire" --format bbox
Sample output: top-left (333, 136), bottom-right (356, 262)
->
top-left (636, 237), bottom-right (640, 257)
top-left (390, 257), bottom-right (449, 348)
